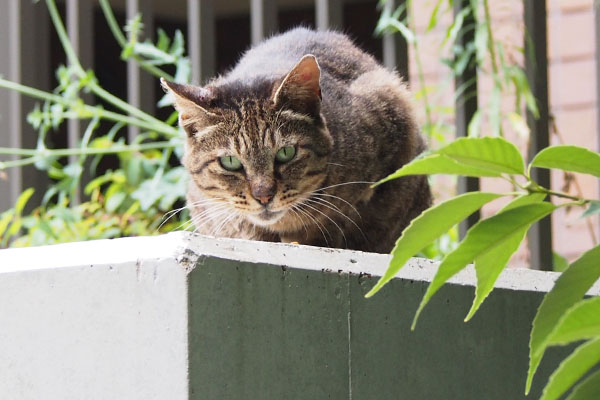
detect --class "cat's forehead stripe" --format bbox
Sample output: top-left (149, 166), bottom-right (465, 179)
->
top-left (194, 125), bottom-right (219, 137)
top-left (280, 110), bottom-right (313, 123)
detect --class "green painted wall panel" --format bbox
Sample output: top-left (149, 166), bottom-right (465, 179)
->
top-left (188, 257), bottom-right (351, 399)
top-left (188, 254), bottom-right (575, 400)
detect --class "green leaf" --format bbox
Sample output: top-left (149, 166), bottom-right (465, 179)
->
top-left (474, 21), bottom-right (488, 64)
top-left (426, 0), bottom-right (443, 31)
top-left (156, 28), bottom-right (171, 52)
top-left (442, 7), bottom-right (469, 48)
top-left (15, 188), bottom-right (35, 215)
top-left (413, 202), bottom-right (556, 330)
top-left (509, 66), bottom-right (539, 118)
top-left (465, 193), bottom-right (547, 321)
top-left (437, 137), bottom-right (525, 175)
top-left (552, 251), bottom-right (569, 272)
top-left (365, 192), bottom-right (504, 298)
top-left (527, 245), bottom-right (600, 393)
top-left (169, 30), bottom-right (186, 58)
top-left (383, 19), bottom-right (415, 44)
top-left (488, 84), bottom-right (502, 137)
top-left (547, 297), bottom-right (600, 346)
top-left (0, 210), bottom-right (15, 239)
top-left (467, 109), bottom-right (481, 138)
top-left (377, 153), bottom-right (501, 185)
top-left (507, 112), bottom-right (530, 139)
top-left (540, 338), bottom-right (600, 400)
top-left (106, 191), bottom-right (126, 213)
top-left (582, 201), bottom-right (600, 219)
top-left (566, 369), bottom-right (600, 400)
top-left (531, 145), bottom-right (600, 178)
top-left (126, 157), bottom-right (143, 186)
top-left (133, 42), bottom-right (176, 65)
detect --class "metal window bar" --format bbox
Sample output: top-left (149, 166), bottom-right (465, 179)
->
top-left (66, 0), bottom-right (94, 205)
top-left (524, 0), bottom-right (552, 271)
top-left (187, 0), bottom-right (215, 84)
top-left (0, 0), bottom-right (50, 213)
top-left (454, 0), bottom-right (480, 238)
top-left (126, 0), bottom-right (156, 142)
top-left (316, 0), bottom-right (342, 31)
top-left (0, 1), bottom-right (22, 213)
top-left (382, 0), bottom-right (408, 80)
top-left (251, 0), bottom-right (278, 45)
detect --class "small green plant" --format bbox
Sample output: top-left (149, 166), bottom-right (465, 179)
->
top-left (0, 0), bottom-right (191, 247)
top-left (366, 137), bottom-right (600, 399)
top-left (374, 2), bottom-right (600, 397)
top-left (376, 0), bottom-right (544, 261)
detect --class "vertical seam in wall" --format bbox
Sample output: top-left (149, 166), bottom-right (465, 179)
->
top-left (185, 272), bottom-right (192, 399)
top-left (347, 273), bottom-right (352, 400)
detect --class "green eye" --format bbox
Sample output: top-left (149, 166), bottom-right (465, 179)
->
top-left (276, 146), bottom-right (296, 163)
top-left (219, 155), bottom-right (243, 171)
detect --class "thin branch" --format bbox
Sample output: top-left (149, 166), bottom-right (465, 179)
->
top-left (98, 0), bottom-right (175, 80)
top-left (45, 0), bottom-right (85, 76)
top-left (45, 0), bottom-right (170, 129)
top-left (0, 78), bottom-right (179, 137)
top-left (0, 141), bottom-right (177, 170)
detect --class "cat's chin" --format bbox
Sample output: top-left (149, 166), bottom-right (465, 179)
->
top-left (246, 209), bottom-right (286, 227)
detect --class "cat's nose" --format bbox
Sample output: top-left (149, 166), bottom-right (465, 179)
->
top-left (257, 195), bottom-right (273, 205)
top-left (250, 179), bottom-right (276, 205)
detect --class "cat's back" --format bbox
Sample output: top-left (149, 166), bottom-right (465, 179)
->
top-left (222, 27), bottom-right (379, 84)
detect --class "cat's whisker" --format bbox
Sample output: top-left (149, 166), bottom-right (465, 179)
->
top-left (305, 196), bottom-right (367, 242)
top-left (309, 192), bottom-right (362, 219)
top-left (157, 206), bottom-right (189, 232)
top-left (219, 213), bottom-right (243, 237)
top-left (211, 209), bottom-right (240, 237)
top-left (194, 206), bottom-right (231, 236)
top-left (326, 162), bottom-right (345, 167)
top-left (292, 203), bottom-right (330, 246)
top-left (183, 203), bottom-right (231, 233)
top-left (300, 200), bottom-right (348, 248)
top-left (287, 206), bottom-right (309, 238)
top-left (193, 208), bottom-right (231, 237)
top-left (187, 203), bottom-right (228, 224)
top-left (313, 181), bottom-right (376, 193)
top-left (158, 198), bottom-right (224, 232)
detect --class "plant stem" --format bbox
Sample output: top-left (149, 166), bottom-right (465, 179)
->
top-left (0, 78), bottom-right (178, 137)
top-left (508, 173), bottom-right (592, 203)
top-left (482, 0), bottom-right (499, 76)
top-left (0, 142), bottom-right (177, 169)
top-left (407, 0), bottom-right (433, 129)
top-left (0, 157), bottom-right (41, 169)
top-left (549, 116), bottom-right (598, 244)
top-left (0, 78), bottom-right (66, 105)
top-left (532, 185), bottom-right (590, 203)
top-left (45, 0), bottom-right (171, 129)
top-left (88, 81), bottom-right (169, 128)
top-left (45, 0), bottom-right (85, 76)
top-left (98, 0), bottom-right (175, 81)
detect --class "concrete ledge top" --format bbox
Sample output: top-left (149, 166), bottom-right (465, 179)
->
top-left (0, 231), bottom-right (598, 295)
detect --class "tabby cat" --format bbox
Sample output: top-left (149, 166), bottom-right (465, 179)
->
top-left (161, 27), bottom-right (431, 253)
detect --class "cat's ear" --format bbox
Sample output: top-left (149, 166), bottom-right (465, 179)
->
top-left (272, 54), bottom-right (322, 117)
top-left (160, 78), bottom-right (219, 125)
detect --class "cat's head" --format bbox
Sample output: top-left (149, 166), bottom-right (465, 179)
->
top-left (161, 55), bottom-right (333, 231)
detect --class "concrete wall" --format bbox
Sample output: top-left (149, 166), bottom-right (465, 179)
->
top-left (0, 232), bottom-right (598, 399)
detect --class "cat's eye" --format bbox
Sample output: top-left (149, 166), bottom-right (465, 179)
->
top-left (219, 155), bottom-right (243, 171)
top-left (275, 146), bottom-right (296, 163)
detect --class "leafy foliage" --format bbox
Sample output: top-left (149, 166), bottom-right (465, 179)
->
top-left (0, 0), bottom-right (191, 247)
top-left (367, 135), bottom-right (600, 397)
top-left (374, 2), bottom-right (600, 397)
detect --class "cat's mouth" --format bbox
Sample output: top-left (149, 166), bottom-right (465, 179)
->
top-left (247, 208), bottom-right (285, 226)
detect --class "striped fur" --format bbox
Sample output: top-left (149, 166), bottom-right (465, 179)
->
top-left (162, 28), bottom-right (431, 253)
